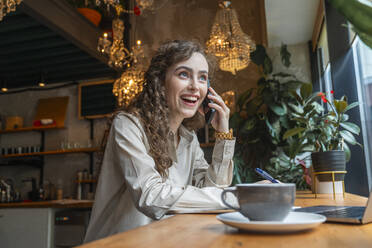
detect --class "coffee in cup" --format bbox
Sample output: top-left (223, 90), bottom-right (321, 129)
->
top-left (221, 183), bottom-right (295, 221)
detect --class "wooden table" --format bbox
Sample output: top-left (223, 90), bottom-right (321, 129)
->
top-left (78, 192), bottom-right (372, 248)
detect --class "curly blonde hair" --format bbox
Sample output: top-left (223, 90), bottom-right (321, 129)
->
top-left (116, 40), bottom-right (215, 178)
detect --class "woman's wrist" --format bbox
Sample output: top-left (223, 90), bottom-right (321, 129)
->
top-left (215, 128), bottom-right (234, 140)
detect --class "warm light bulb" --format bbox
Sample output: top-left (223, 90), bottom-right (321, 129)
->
top-left (136, 40), bottom-right (141, 46)
top-left (129, 79), bottom-right (134, 86)
top-left (103, 32), bottom-right (108, 38)
top-left (1, 88), bottom-right (8, 92)
top-left (39, 82), bottom-right (45, 87)
top-left (218, 39), bottom-right (222, 44)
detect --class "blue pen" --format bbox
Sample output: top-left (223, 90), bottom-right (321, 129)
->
top-left (255, 168), bottom-right (280, 183)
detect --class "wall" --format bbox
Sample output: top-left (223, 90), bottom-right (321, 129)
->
top-left (267, 43), bottom-right (312, 83)
top-left (0, 82), bottom-right (107, 198)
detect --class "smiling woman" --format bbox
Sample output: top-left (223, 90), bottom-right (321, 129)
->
top-left (83, 40), bottom-right (236, 243)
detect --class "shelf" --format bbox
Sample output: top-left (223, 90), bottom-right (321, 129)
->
top-left (75, 179), bottom-right (97, 184)
top-left (200, 143), bottom-right (215, 148)
top-left (1, 147), bottom-right (100, 158)
top-left (0, 125), bottom-right (65, 134)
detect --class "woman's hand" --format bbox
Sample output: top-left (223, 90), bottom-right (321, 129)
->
top-left (207, 87), bottom-right (230, 133)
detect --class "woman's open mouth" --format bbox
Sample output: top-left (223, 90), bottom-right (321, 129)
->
top-left (180, 95), bottom-right (199, 107)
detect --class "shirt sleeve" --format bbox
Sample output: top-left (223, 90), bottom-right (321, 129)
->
top-left (112, 115), bottom-right (186, 220)
top-left (192, 137), bottom-right (235, 188)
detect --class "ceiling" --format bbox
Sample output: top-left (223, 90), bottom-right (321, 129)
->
top-left (0, 0), bottom-right (118, 90)
top-left (265, 0), bottom-right (319, 47)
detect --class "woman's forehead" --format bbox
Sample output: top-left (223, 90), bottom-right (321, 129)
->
top-left (173, 52), bottom-right (209, 72)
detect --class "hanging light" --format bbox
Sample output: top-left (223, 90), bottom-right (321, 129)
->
top-left (112, 40), bottom-right (146, 107)
top-left (0, 0), bottom-right (22, 21)
top-left (206, 1), bottom-right (256, 75)
top-left (98, 18), bottom-right (131, 69)
top-left (112, 64), bottom-right (145, 107)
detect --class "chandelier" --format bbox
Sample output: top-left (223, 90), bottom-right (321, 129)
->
top-left (112, 40), bottom-right (146, 107)
top-left (98, 18), bottom-right (131, 68)
top-left (112, 63), bottom-right (145, 107)
top-left (206, 1), bottom-right (256, 75)
top-left (0, 0), bottom-right (22, 21)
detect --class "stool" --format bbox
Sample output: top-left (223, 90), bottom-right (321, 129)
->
top-left (312, 171), bottom-right (347, 199)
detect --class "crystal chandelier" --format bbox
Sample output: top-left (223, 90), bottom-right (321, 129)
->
top-left (0, 0), bottom-right (22, 21)
top-left (112, 40), bottom-right (146, 107)
top-left (206, 1), bottom-right (256, 75)
top-left (98, 18), bottom-right (131, 69)
top-left (112, 64), bottom-right (145, 107)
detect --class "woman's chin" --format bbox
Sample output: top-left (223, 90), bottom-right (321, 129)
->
top-left (181, 109), bottom-right (198, 119)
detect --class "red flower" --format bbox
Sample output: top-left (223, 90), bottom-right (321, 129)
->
top-left (134, 6), bottom-right (141, 16)
top-left (297, 159), bottom-right (311, 186)
top-left (331, 90), bottom-right (334, 94)
top-left (321, 95), bottom-right (327, 103)
top-left (324, 119), bottom-right (329, 123)
top-left (317, 92), bottom-right (324, 96)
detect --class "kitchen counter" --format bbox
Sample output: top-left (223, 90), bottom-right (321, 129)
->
top-left (0, 199), bottom-right (93, 208)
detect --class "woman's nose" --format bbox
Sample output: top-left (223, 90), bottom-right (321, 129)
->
top-left (188, 76), bottom-right (198, 90)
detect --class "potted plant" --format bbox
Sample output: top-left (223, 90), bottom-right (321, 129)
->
top-left (284, 91), bottom-right (361, 182)
top-left (230, 44), bottom-right (314, 189)
top-left (66, 0), bottom-right (104, 26)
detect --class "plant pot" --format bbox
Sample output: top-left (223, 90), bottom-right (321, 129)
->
top-left (77, 8), bottom-right (102, 27)
top-left (311, 150), bottom-right (346, 182)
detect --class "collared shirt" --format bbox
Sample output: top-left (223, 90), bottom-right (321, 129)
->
top-left (84, 112), bottom-right (235, 243)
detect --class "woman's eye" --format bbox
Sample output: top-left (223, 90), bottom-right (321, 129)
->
top-left (200, 75), bottom-right (208, 82)
top-left (179, 71), bottom-right (189, 78)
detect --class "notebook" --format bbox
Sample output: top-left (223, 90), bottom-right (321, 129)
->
top-left (295, 191), bottom-right (372, 224)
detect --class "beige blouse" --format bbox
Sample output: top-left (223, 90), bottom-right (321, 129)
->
top-left (84, 112), bottom-right (235, 243)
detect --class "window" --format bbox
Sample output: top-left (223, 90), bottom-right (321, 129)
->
top-left (317, 22), bottom-right (334, 107)
top-left (352, 38), bottom-right (372, 188)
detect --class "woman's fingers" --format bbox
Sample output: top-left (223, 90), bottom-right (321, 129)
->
top-left (207, 87), bottom-right (229, 114)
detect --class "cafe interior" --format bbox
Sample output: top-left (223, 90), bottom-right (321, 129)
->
top-left (1, 0), bottom-right (372, 247)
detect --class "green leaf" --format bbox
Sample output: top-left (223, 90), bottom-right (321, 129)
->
top-left (334, 100), bottom-right (348, 113)
top-left (344, 102), bottom-right (359, 112)
top-left (342, 114), bottom-right (349, 121)
top-left (273, 72), bottom-right (293, 78)
top-left (243, 118), bottom-right (256, 131)
top-left (250, 44), bottom-right (267, 66)
top-left (280, 44), bottom-right (291, 67)
top-left (237, 88), bottom-right (254, 110)
top-left (283, 127), bottom-right (306, 140)
top-left (288, 103), bottom-right (304, 114)
top-left (343, 142), bottom-right (351, 162)
top-left (229, 112), bottom-right (242, 130)
top-left (340, 130), bottom-right (357, 145)
top-left (269, 103), bottom-right (286, 116)
top-left (300, 83), bottom-right (313, 100)
top-left (263, 56), bottom-right (273, 74)
top-left (340, 122), bottom-right (360, 135)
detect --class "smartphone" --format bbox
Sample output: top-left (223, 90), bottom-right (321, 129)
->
top-left (202, 80), bottom-right (216, 125)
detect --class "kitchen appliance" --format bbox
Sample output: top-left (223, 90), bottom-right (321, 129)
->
top-left (54, 209), bottom-right (91, 247)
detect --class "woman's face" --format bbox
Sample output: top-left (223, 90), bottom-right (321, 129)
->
top-left (165, 52), bottom-right (209, 121)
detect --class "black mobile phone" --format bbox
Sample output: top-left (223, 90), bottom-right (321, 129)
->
top-left (202, 80), bottom-right (216, 125)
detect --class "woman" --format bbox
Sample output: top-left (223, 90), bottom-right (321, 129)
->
top-left (84, 40), bottom-right (235, 243)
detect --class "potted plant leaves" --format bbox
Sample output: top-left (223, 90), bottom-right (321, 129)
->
top-left (284, 91), bottom-right (361, 182)
top-left (230, 44), bottom-right (314, 189)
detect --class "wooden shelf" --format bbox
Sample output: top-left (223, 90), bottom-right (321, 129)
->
top-left (200, 143), bottom-right (215, 148)
top-left (75, 179), bottom-right (97, 184)
top-left (1, 147), bottom-right (100, 158)
top-left (0, 125), bottom-right (64, 134)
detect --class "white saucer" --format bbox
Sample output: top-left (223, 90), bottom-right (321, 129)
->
top-left (217, 211), bottom-right (326, 233)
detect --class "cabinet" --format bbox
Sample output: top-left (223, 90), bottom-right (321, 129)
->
top-left (0, 123), bottom-right (99, 187)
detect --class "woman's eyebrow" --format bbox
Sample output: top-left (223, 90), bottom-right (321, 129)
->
top-left (174, 66), bottom-right (208, 75)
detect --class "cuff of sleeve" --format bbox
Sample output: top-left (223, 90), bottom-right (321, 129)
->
top-left (212, 138), bottom-right (236, 163)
